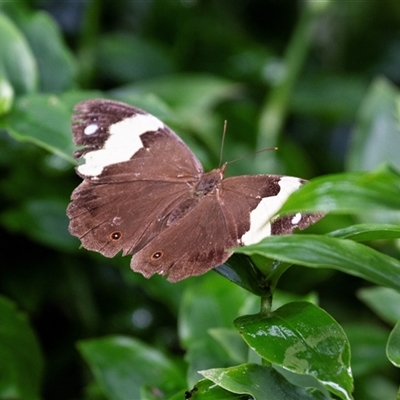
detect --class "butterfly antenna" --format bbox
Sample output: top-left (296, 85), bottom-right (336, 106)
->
top-left (219, 120), bottom-right (228, 168)
top-left (226, 147), bottom-right (279, 166)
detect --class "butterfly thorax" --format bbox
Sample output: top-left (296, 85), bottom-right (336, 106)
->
top-left (194, 166), bottom-right (225, 197)
top-left (166, 167), bottom-right (225, 226)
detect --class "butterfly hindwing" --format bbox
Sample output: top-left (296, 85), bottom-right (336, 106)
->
top-left (130, 174), bottom-right (319, 281)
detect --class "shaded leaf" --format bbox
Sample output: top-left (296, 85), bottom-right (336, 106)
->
top-left (97, 33), bottom-right (174, 83)
top-left (1, 197), bottom-right (77, 251)
top-left (208, 328), bottom-right (248, 364)
top-left (201, 363), bottom-right (330, 400)
top-left (358, 287), bottom-right (400, 325)
top-left (178, 275), bottom-right (248, 384)
top-left (291, 73), bottom-right (367, 121)
top-left (179, 275), bottom-right (247, 347)
top-left (0, 295), bottom-right (43, 400)
top-left (78, 335), bottom-right (185, 400)
top-left (178, 378), bottom-right (245, 400)
top-left (215, 254), bottom-right (269, 296)
top-left (113, 73), bottom-right (240, 155)
top-left (347, 77), bottom-right (400, 172)
top-left (343, 323), bottom-right (390, 377)
top-left (115, 73), bottom-right (238, 115)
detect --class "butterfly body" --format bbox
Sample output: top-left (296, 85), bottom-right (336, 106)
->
top-left (67, 99), bottom-right (322, 281)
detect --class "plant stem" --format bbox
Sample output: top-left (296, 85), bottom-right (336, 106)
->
top-left (77, 0), bottom-right (102, 88)
top-left (260, 291), bottom-right (273, 315)
top-left (256, 1), bottom-right (333, 171)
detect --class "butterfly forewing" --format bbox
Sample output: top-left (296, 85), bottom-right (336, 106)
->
top-left (68, 99), bottom-right (204, 258)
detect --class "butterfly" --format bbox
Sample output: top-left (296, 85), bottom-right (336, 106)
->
top-left (67, 99), bottom-right (322, 281)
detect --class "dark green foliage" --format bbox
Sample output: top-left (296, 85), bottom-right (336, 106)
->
top-left (0, 1), bottom-right (400, 399)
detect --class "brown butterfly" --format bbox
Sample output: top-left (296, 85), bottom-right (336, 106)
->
top-left (67, 99), bottom-right (322, 281)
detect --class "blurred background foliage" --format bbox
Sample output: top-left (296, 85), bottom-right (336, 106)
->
top-left (0, 0), bottom-right (400, 399)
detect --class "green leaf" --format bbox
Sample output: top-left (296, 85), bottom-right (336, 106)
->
top-left (179, 275), bottom-right (248, 347)
top-left (0, 75), bottom-right (14, 115)
top-left (18, 11), bottom-right (76, 92)
top-left (387, 321), bottom-right (400, 368)
top-left (178, 274), bottom-right (248, 384)
top-left (111, 73), bottom-right (242, 171)
top-left (78, 335), bottom-right (185, 400)
top-left (234, 234), bottom-right (400, 292)
top-left (343, 322), bottom-right (390, 377)
top-left (328, 224), bottom-right (400, 242)
top-left (201, 363), bottom-right (330, 400)
top-left (358, 287), bottom-right (400, 325)
top-left (234, 302), bottom-right (353, 400)
top-left (347, 77), bottom-right (400, 172)
top-left (0, 197), bottom-right (77, 251)
top-left (279, 166), bottom-right (400, 217)
top-left (3, 93), bottom-right (74, 162)
top-left (291, 73), bottom-right (366, 121)
top-left (274, 366), bottom-right (331, 399)
top-left (208, 328), bottom-right (249, 364)
top-left (0, 295), bottom-right (43, 400)
top-left (97, 33), bottom-right (174, 83)
top-left (113, 73), bottom-right (239, 151)
top-left (115, 73), bottom-right (238, 116)
top-left (0, 13), bottom-right (37, 94)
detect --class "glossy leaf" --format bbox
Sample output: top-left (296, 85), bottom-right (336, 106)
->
top-left (78, 335), bottom-right (185, 400)
top-left (0, 13), bottom-right (37, 94)
top-left (201, 363), bottom-right (330, 400)
top-left (347, 78), bottom-right (400, 172)
top-left (279, 165), bottom-right (400, 216)
top-left (387, 321), bottom-right (400, 368)
top-left (358, 287), bottom-right (400, 325)
top-left (234, 302), bottom-right (353, 400)
top-left (234, 234), bottom-right (400, 292)
top-left (0, 295), bottom-right (43, 400)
